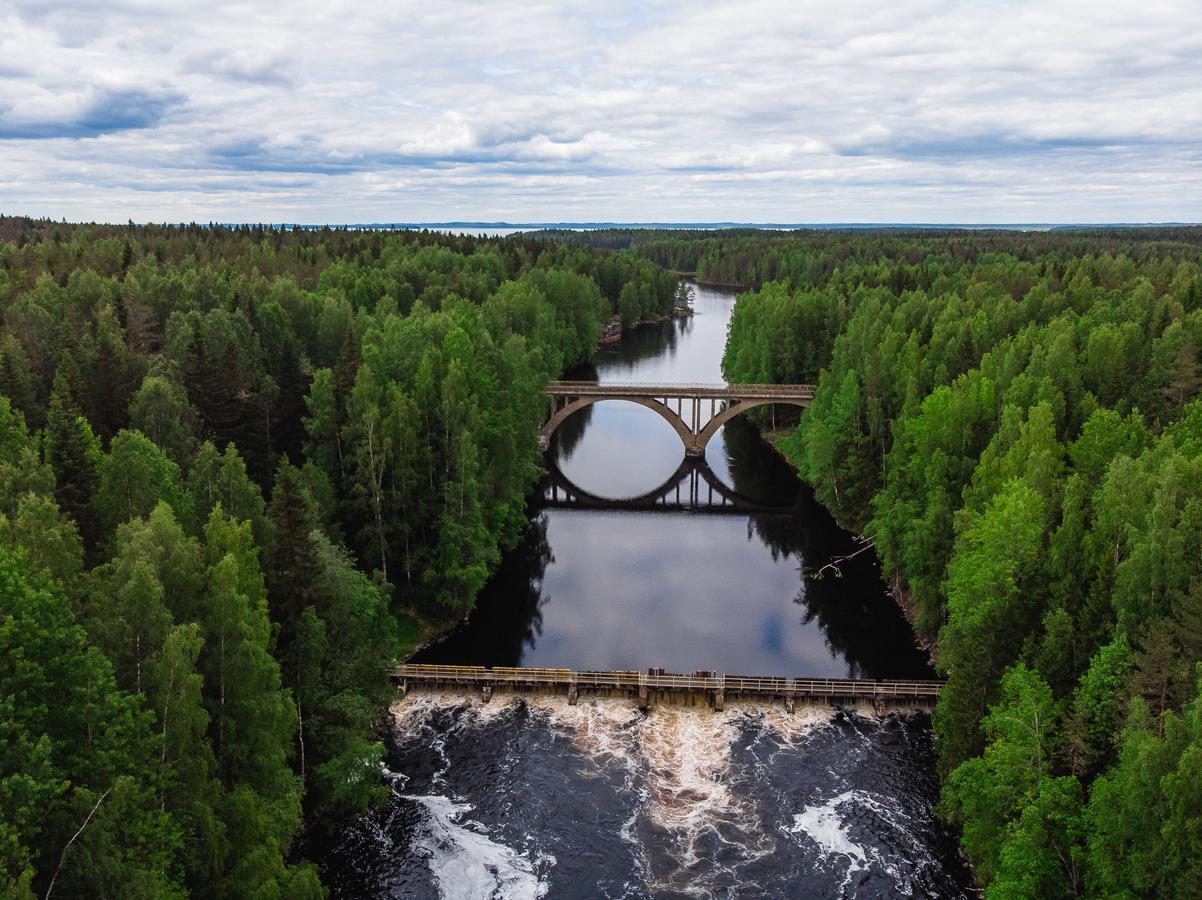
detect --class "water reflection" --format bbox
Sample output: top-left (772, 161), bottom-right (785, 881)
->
top-left (543, 453), bottom-right (784, 513)
top-left (416, 283), bottom-right (931, 679)
top-left (417, 415), bottom-right (930, 678)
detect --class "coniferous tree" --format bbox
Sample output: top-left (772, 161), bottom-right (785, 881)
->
top-left (44, 371), bottom-right (102, 555)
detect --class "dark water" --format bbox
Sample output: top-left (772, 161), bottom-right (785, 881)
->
top-left (319, 284), bottom-right (971, 897)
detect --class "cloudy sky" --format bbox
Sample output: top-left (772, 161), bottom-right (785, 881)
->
top-left (1, 0), bottom-right (1200, 223)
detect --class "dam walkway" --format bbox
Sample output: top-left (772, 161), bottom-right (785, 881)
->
top-left (395, 663), bottom-right (943, 712)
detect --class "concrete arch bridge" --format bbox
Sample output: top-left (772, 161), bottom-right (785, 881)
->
top-left (540, 381), bottom-right (815, 457)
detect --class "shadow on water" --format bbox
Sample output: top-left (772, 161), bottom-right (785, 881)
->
top-left (417, 415), bottom-right (931, 680)
top-left (415, 513), bottom-right (554, 670)
top-left (720, 418), bottom-right (932, 679)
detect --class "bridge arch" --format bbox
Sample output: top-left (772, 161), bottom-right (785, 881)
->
top-left (541, 395), bottom-right (695, 452)
top-left (692, 397), bottom-right (809, 452)
top-left (540, 385), bottom-right (812, 457)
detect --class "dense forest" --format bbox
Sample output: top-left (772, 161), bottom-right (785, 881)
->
top-left (719, 228), bottom-right (1202, 896)
top-left (536, 224), bottom-right (1202, 292)
top-left (5, 218), bottom-right (1201, 897)
top-left (0, 217), bottom-right (676, 896)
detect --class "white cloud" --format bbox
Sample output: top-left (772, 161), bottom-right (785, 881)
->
top-left (0, 0), bottom-right (1199, 222)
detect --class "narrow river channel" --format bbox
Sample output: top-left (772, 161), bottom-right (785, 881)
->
top-left (318, 284), bottom-right (972, 898)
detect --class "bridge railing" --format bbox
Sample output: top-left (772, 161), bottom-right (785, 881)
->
top-left (546, 381), bottom-right (815, 398)
top-left (394, 664), bottom-right (942, 698)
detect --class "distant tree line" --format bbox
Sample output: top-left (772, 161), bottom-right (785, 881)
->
top-left (720, 232), bottom-right (1202, 896)
top-left (533, 224), bottom-right (1202, 289)
top-left (0, 218), bottom-right (676, 896)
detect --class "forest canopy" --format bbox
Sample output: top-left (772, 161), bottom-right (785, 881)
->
top-left (718, 226), bottom-right (1202, 897)
top-left (3, 217), bottom-right (1201, 896)
top-left (0, 217), bottom-right (677, 896)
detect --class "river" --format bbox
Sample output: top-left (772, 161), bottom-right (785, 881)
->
top-left (317, 283), bottom-right (972, 897)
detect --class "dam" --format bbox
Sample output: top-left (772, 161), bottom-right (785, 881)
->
top-left (395, 663), bottom-right (943, 712)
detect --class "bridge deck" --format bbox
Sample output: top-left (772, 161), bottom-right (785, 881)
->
top-left (395, 664), bottom-right (942, 710)
top-left (546, 381), bottom-right (815, 401)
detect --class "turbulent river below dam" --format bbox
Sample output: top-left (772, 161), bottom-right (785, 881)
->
top-left (317, 284), bottom-right (972, 897)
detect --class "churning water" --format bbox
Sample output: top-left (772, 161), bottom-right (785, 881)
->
top-left (320, 696), bottom-right (969, 897)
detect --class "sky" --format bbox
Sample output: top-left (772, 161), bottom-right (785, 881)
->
top-left (1, 0), bottom-right (1200, 224)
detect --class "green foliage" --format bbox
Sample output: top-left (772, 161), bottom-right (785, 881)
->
top-left (1066, 633), bottom-right (1135, 776)
top-left (187, 441), bottom-right (269, 548)
top-left (0, 220), bottom-right (664, 895)
top-left (935, 481), bottom-right (1047, 775)
top-left (129, 373), bottom-right (196, 464)
top-left (988, 776), bottom-right (1085, 899)
top-left (0, 493), bottom-right (83, 586)
top-left (1084, 685), bottom-right (1202, 898)
top-left (0, 548), bottom-right (182, 897)
top-left (943, 664), bottom-right (1060, 881)
top-left (44, 372), bottom-right (102, 553)
top-left (712, 228), bottom-right (1202, 894)
top-left (95, 429), bottom-right (192, 543)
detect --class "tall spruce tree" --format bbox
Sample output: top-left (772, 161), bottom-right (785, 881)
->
top-left (44, 371), bottom-right (102, 556)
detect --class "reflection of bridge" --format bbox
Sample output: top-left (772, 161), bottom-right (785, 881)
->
top-left (543, 456), bottom-right (790, 514)
top-left (540, 381), bottom-right (814, 457)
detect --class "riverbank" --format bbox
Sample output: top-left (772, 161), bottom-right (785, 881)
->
top-left (760, 427), bottom-right (942, 664)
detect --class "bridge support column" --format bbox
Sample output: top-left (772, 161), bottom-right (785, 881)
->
top-left (713, 688), bottom-right (724, 712)
top-left (638, 681), bottom-right (649, 711)
top-left (568, 677), bottom-right (578, 706)
top-left (784, 697), bottom-right (795, 713)
top-left (481, 685), bottom-right (493, 704)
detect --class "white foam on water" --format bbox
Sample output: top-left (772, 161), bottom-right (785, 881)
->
top-left (741, 702), bottom-right (839, 750)
top-left (791, 790), bottom-right (868, 865)
top-left (636, 706), bottom-right (741, 834)
top-left (387, 696), bottom-right (941, 897)
top-left (789, 788), bottom-right (920, 895)
top-left (521, 698), bottom-right (784, 892)
top-left (392, 692), bottom-right (525, 729)
top-left (525, 695), bottom-right (643, 782)
top-left (405, 793), bottom-right (550, 900)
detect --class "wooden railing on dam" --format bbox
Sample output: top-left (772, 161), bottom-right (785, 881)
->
top-left (394, 664), bottom-right (943, 712)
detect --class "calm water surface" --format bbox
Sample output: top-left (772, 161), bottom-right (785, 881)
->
top-left (318, 283), bottom-right (971, 898)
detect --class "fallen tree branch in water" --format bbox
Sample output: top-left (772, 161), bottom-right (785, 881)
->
top-left (803, 536), bottom-right (876, 579)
